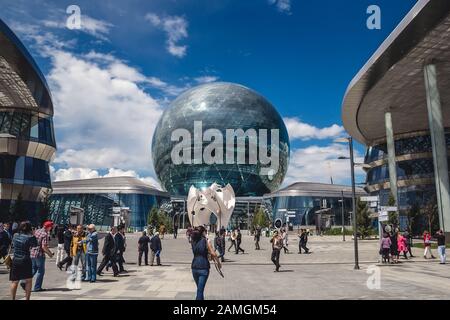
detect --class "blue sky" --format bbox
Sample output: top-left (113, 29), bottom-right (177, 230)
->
top-left (0, 0), bottom-right (418, 187)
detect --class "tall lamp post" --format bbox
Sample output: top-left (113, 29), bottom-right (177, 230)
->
top-left (339, 190), bottom-right (345, 242)
top-left (335, 136), bottom-right (359, 270)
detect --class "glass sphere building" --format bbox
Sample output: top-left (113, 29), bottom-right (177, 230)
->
top-left (152, 82), bottom-right (290, 197)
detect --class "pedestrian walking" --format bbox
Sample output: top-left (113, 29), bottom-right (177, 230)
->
top-left (380, 232), bottom-right (392, 264)
top-left (404, 230), bottom-right (414, 257)
top-left (97, 226), bottom-right (119, 277)
top-left (298, 229), bottom-right (310, 254)
top-left (159, 224), bottom-right (166, 239)
top-left (436, 230), bottom-right (446, 264)
top-left (138, 231), bottom-right (150, 266)
top-left (174, 224), bottom-right (178, 239)
top-left (186, 226), bottom-right (193, 243)
top-left (235, 229), bottom-right (245, 254)
top-left (390, 231), bottom-right (399, 264)
top-left (227, 230), bottom-right (237, 252)
top-left (0, 223), bottom-right (12, 261)
top-left (191, 226), bottom-right (218, 300)
top-left (9, 221), bottom-right (37, 300)
top-left (254, 226), bottom-right (261, 250)
top-left (115, 226), bottom-right (126, 273)
top-left (281, 228), bottom-right (290, 254)
top-left (397, 231), bottom-right (408, 260)
top-left (55, 225), bottom-right (65, 266)
top-left (83, 224), bottom-right (98, 282)
top-left (28, 221), bottom-right (54, 292)
top-left (423, 231), bottom-right (436, 259)
top-left (270, 230), bottom-right (283, 272)
top-left (57, 225), bottom-right (73, 271)
top-left (150, 232), bottom-right (162, 266)
top-left (71, 225), bottom-right (87, 280)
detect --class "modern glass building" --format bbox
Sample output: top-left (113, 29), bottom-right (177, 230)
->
top-left (342, 0), bottom-right (450, 236)
top-left (152, 82), bottom-right (290, 197)
top-left (265, 182), bottom-right (366, 228)
top-left (365, 132), bottom-right (450, 209)
top-left (0, 19), bottom-right (56, 223)
top-left (49, 177), bottom-right (170, 231)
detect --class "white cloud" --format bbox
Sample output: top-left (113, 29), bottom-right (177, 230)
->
top-left (284, 117), bottom-right (344, 141)
top-left (52, 167), bottom-right (100, 181)
top-left (268, 0), bottom-right (292, 14)
top-left (145, 13), bottom-right (188, 58)
top-left (42, 15), bottom-right (113, 41)
top-left (283, 144), bottom-right (365, 186)
top-left (194, 76), bottom-right (219, 84)
top-left (47, 49), bottom-right (163, 175)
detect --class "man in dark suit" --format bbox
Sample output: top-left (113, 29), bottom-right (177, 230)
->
top-left (149, 232), bottom-right (162, 266)
top-left (115, 226), bottom-right (126, 273)
top-left (138, 231), bottom-right (150, 266)
top-left (97, 226), bottom-right (119, 276)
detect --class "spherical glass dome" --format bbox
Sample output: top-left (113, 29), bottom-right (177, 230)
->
top-left (152, 82), bottom-right (290, 196)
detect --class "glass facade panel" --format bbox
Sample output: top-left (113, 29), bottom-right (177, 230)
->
top-left (365, 133), bottom-right (450, 163)
top-left (366, 158), bottom-right (449, 185)
top-left (269, 195), bottom-right (353, 227)
top-left (50, 192), bottom-right (170, 231)
top-left (0, 111), bottom-right (55, 146)
top-left (0, 155), bottom-right (51, 187)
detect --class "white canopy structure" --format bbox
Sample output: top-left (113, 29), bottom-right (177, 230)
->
top-left (187, 183), bottom-right (236, 229)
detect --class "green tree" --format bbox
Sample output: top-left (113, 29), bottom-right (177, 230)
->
top-left (147, 207), bottom-right (174, 233)
top-left (356, 198), bottom-right (372, 239)
top-left (10, 193), bottom-right (28, 223)
top-left (147, 207), bottom-right (159, 226)
top-left (252, 206), bottom-right (270, 229)
top-left (422, 196), bottom-right (438, 234)
top-left (405, 203), bottom-right (421, 236)
top-left (387, 192), bottom-right (399, 226)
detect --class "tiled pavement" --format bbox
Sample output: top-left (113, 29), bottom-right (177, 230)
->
top-left (1, 233), bottom-right (449, 300)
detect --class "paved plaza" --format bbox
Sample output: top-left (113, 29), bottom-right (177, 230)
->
top-left (1, 232), bottom-right (449, 300)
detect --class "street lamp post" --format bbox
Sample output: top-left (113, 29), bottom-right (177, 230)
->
top-left (335, 136), bottom-right (360, 270)
top-left (348, 137), bottom-right (360, 270)
top-left (340, 190), bottom-right (345, 242)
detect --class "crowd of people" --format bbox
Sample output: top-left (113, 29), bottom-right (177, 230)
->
top-left (2, 218), bottom-right (447, 301)
top-left (379, 228), bottom-right (446, 264)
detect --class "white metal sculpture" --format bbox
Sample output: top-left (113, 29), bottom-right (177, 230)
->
top-left (187, 183), bottom-right (235, 230)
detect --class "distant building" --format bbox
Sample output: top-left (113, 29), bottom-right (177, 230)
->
top-left (49, 177), bottom-right (170, 231)
top-left (265, 182), bottom-right (366, 228)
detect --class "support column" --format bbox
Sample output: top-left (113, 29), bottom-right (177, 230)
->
top-left (424, 63), bottom-right (450, 239)
top-left (385, 111), bottom-right (398, 204)
top-left (182, 200), bottom-right (186, 229)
